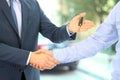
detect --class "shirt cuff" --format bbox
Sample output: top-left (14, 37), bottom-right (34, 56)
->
top-left (66, 25), bottom-right (75, 36)
top-left (26, 52), bottom-right (32, 65)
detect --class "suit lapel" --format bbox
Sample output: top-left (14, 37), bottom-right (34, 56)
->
top-left (0, 0), bottom-right (19, 34)
top-left (20, 0), bottom-right (29, 39)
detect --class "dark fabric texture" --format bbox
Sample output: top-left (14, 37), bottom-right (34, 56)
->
top-left (0, 0), bottom-right (76, 80)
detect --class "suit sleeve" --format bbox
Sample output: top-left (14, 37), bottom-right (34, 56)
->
top-left (35, 1), bottom-right (76, 43)
top-left (0, 43), bottom-right (30, 69)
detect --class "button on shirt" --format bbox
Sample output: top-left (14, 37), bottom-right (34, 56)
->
top-left (53, 1), bottom-right (120, 80)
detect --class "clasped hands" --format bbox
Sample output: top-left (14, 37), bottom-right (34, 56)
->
top-left (29, 49), bottom-right (59, 71)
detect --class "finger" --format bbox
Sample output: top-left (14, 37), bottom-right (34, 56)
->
top-left (83, 20), bottom-right (94, 26)
top-left (35, 64), bottom-right (45, 71)
top-left (79, 12), bottom-right (86, 17)
top-left (30, 63), bottom-right (39, 69)
top-left (41, 56), bottom-right (58, 68)
top-left (30, 63), bottom-right (36, 67)
top-left (30, 63), bottom-right (33, 66)
top-left (45, 61), bottom-right (57, 68)
top-left (36, 49), bottom-right (42, 53)
top-left (71, 13), bottom-right (85, 23)
top-left (80, 27), bottom-right (88, 31)
top-left (47, 55), bottom-right (60, 64)
top-left (38, 62), bottom-right (55, 71)
top-left (76, 12), bottom-right (86, 19)
top-left (40, 69), bottom-right (44, 71)
top-left (35, 64), bottom-right (41, 70)
top-left (80, 20), bottom-right (94, 30)
top-left (39, 66), bottom-right (45, 71)
top-left (43, 61), bottom-right (57, 70)
top-left (34, 49), bottom-right (50, 54)
top-left (81, 25), bottom-right (93, 29)
top-left (76, 12), bottom-right (86, 21)
top-left (42, 66), bottom-right (55, 70)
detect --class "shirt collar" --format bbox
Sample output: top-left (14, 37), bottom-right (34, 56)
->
top-left (6, 0), bottom-right (19, 2)
top-left (6, 0), bottom-right (9, 3)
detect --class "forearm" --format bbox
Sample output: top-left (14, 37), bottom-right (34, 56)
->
top-left (53, 36), bottom-right (114, 63)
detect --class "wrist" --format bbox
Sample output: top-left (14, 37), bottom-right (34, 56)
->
top-left (29, 52), bottom-right (35, 64)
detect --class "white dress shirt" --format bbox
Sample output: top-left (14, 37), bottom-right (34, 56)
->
top-left (6, 0), bottom-right (31, 65)
top-left (6, 0), bottom-right (22, 37)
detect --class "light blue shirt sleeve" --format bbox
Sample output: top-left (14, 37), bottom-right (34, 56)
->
top-left (53, 2), bottom-right (119, 63)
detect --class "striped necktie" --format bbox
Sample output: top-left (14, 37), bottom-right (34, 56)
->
top-left (10, 0), bottom-right (18, 27)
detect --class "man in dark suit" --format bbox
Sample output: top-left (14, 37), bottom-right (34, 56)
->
top-left (0, 0), bottom-right (94, 80)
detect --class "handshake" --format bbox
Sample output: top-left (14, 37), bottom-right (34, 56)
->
top-left (29, 49), bottom-right (59, 71)
top-left (28, 12), bottom-right (94, 71)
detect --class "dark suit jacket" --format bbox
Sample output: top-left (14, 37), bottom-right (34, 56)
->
top-left (0, 0), bottom-right (76, 80)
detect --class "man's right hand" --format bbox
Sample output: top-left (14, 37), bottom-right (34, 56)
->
top-left (29, 50), bottom-right (59, 71)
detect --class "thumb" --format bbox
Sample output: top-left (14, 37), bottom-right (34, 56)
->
top-left (79, 12), bottom-right (86, 18)
top-left (36, 49), bottom-right (53, 56)
top-left (75, 12), bottom-right (86, 21)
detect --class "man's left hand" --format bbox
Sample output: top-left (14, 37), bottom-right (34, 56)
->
top-left (68, 12), bottom-right (94, 33)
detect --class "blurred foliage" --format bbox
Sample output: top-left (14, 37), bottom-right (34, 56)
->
top-left (58, 0), bottom-right (119, 24)
top-left (102, 43), bottom-right (116, 55)
top-left (57, 0), bottom-right (119, 55)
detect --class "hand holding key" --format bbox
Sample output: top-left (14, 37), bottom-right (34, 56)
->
top-left (68, 12), bottom-right (94, 32)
